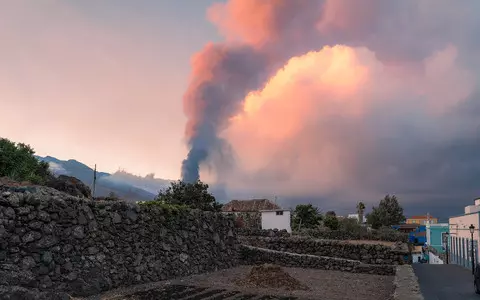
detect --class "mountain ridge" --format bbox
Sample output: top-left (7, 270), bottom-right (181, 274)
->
top-left (35, 155), bottom-right (168, 201)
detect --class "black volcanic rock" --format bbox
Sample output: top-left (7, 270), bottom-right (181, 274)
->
top-left (45, 175), bottom-right (92, 198)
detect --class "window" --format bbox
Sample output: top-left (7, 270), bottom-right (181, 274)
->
top-left (276, 211), bottom-right (283, 216)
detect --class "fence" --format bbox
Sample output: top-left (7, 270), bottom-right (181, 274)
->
top-left (448, 236), bottom-right (479, 270)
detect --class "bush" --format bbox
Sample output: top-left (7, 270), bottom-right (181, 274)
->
top-left (155, 180), bottom-right (222, 212)
top-left (0, 138), bottom-right (51, 184)
top-left (323, 214), bottom-right (340, 230)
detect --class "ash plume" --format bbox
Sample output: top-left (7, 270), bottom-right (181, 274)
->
top-left (181, 0), bottom-right (480, 194)
top-left (180, 0), bottom-right (327, 182)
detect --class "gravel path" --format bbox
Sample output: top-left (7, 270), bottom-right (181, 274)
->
top-left (85, 266), bottom-right (395, 300)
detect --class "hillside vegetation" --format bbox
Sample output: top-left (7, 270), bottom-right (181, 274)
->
top-left (0, 138), bottom-right (51, 184)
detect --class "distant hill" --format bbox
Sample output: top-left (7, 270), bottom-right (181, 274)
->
top-left (35, 156), bottom-right (171, 201)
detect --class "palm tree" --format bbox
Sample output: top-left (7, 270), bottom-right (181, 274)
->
top-left (357, 202), bottom-right (366, 224)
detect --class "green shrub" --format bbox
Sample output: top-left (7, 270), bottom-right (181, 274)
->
top-left (0, 138), bottom-right (51, 184)
top-left (155, 180), bottom-right (222, 212)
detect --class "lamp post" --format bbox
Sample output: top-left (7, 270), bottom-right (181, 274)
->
top-left (470, 224), bottom-right (475, 275)
top-left (444, 232), bottom-right (449, 264)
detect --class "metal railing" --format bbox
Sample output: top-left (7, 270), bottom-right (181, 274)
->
top-left (448, 236), bottom-right (478, 270)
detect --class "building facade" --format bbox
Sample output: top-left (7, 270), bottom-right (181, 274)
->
top-left (260, 209), bottom-right (292, 233)
top-left (448, 198), bottom-right (480, 269)
top-left (221, 199), bottom-right (281, 229)
top-left (347, 213), bottom-right (366, 224)
top-left (426, 223), bottom-right (449, 253)
top-left (406, 215), bottom-right (438, 225)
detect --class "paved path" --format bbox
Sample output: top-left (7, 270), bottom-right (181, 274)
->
top-left (413, 264), bottom-right (478, 300)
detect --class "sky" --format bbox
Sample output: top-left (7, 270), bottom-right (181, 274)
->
top-left (2, 0), bottom-right (480, 218)
top-left (0, 0), bottom-right (222, 180)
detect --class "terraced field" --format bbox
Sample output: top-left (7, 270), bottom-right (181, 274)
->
top-left (118, 284), bottom-right (298, 300)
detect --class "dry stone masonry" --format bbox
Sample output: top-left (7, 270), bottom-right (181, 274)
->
top-left (240, 245), bottom-right (395, 276)
top-left (0, 185), bottom-right (238, 297)
top-left (240, 236), bottom-right (409, 265)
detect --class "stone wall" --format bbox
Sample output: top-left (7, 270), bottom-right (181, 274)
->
top-left (0, 186), bottom-right (238, 297)
top-left (240, 245), bottom-right (395, 276)
top-left (237, 228), bottom-right (290, 237)
top-left (240, 236), bottom-right (409, 265)
top-left (294, 227), bottom-right (409, 243)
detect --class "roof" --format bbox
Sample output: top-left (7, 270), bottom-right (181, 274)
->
top-left (259, 209), bottom-right (290, 212)
top-left (392, 224), bottom-right (420, 229)
top-left (221, 199), bottom-right (280, 212)
top-left (407, 215), bottom-right (437, 220)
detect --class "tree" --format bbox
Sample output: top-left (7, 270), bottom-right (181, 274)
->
top-left (0, 138), bottom-right (51, 184)
top-left (325, 211), bottom-right (336, 217)
top-left (292, 204), bottom-right (322, 230)
top-left (366, 194), bottom-right (405, 229)
top-left (155, 180), bottom-right (222, 212)
top-left (324, 214), bottom-right (340, 230)
top-left (356, 202), bottom-right (366, 224)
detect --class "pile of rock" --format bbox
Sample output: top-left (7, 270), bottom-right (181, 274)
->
top-left (44, 175), bottom-right (92, 199)
top-left (236, 264), bottom-right (309, 291)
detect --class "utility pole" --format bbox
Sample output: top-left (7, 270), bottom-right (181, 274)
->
top-left (92, 164), bottom-right (97, 199)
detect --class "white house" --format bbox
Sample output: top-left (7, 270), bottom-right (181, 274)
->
top-left (260, 209), bottom-right (292, 233)
top-left (449, 198), bottom-right (480, 261)
top-left (347, 213), bottom-right (366, 224)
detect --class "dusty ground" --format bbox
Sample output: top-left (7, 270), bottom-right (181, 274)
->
top-left (85, 266), bottom-right (395, 300)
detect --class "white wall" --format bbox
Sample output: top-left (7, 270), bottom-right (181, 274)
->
top-left (347, 213), bottom-right (367, 223)
top-left (412, 253), bottom-right (423, 264)
top-left (428, 252), bottom-right (444, 264)
top-left (261, 210), bottom-right (291, 233)
top-left (449, 212), bottom-right (480, 259)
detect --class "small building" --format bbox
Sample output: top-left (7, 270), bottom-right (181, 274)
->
top-left (411, 246), bottom-right (423, 264)
top-left (222, 199), bottom-right (281, 229)
top-left (391, 224), bottom-right (420, 233)
top-left (260, 209), bottom-right (292, 233)
top-left (449, 198), bottom-right (480, 263)
top-left (406, 215), bottom-right (438, 225)
top-left (426, 223), bottom-right (449, 253)
top-left (347, 213), bottom-right (366, 224)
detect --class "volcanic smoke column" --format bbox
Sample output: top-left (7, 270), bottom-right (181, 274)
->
top-left (181, 44), bottom-right (267, 183)
top-left (180, 0), bottom-right (328, 183)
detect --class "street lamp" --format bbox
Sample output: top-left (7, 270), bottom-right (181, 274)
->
top-left (444, 232), bottom-right (449, 264)
top-left (470, 224), bottom-right (475, 275)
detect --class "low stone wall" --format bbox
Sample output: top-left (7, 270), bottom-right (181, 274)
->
top-left (237, 228), bottom-right (290, 237)
top-left (0, 186), bottom-right (238, 297)
top-left (294, 227), bottom-right (409, 243)
top-left (240, 245), bottom-right (395, 276)
top-left (240, 236), bottom-right (409, 265)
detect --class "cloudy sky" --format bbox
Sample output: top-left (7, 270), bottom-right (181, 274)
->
top-left (2, 0), bottom-right (480, 218)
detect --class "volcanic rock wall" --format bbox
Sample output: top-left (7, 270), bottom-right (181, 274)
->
top-left (240, 236), bottom-right (409, 265)
top-left (240, 245), bottom-right (396, 276)
top-left (0, 186), bottom-right (238, 297)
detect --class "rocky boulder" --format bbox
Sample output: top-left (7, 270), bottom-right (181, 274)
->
top-left (45, 175), bottom-right (91, 198)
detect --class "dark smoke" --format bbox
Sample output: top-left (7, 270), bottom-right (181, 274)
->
top-left (180, 44), bottom-right (268, 182)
